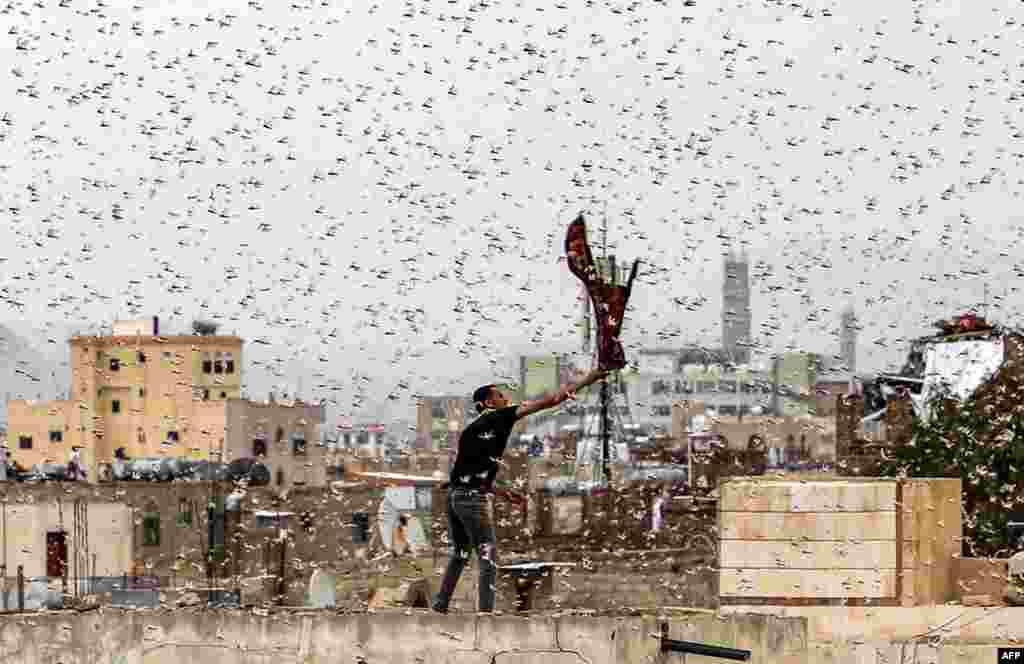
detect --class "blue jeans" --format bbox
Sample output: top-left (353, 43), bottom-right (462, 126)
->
top-left (433, 488), bottom-right (497, 612)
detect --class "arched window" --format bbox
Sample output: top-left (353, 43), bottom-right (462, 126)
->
top-left (214, 352), bottom-right (224, 374)
top-left (137, 427), bottom-right (146, 444)
top-left (202, 352), bottom-right (212, 374)
top-left (275, 426), bottom-right (285, 444)
top-left (224, 351), bottom-right (235, 374)
top-left (276, 468), bottom-right (285, 486)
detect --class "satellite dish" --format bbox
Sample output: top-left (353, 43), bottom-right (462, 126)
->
top-left (377, 494), bottom-right (427, 552)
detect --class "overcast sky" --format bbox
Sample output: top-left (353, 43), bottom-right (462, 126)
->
top-left (0, 0), bottom-right (1021, 422)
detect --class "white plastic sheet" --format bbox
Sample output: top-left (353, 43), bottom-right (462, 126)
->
top-left (912, 338), bottom-right (1004, 419)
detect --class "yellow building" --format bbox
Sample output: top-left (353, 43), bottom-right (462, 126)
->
top-left (8, 318), bottom-right (242, 475)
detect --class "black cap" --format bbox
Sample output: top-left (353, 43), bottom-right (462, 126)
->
top-left (473, 384), bottom-right (496, 412)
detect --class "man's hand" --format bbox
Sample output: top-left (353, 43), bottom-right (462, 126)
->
top-left (578, 368), bottom-right (610, 389)
top-left (557, 387), bottom-right (578, 404)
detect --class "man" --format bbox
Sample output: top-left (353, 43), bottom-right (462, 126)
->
top-left (432, 367), bottom-right (608, 614)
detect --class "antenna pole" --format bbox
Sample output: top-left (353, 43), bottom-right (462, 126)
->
top-left (601, 201), bottom-right (608, 258)
top-left (600, 203), bottom-right (611, 483)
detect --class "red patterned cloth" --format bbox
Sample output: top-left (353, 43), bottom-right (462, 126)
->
top-left (564, 213), bottom-right (638, 371)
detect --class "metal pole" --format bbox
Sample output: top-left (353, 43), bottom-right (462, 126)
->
top-left (233, 526), bottom-right (240, 595)
top-left (84, 501), bottom-right (90, 597)
top-left (58, 499), bottom-right (67, 600)
top-left (659, 623), bottom-right (751, 661)
top-left (72, 501), bottom-right (77, 600)
top-left (277, 534), bottom-right (286, 605)
top-left (600, 376), bottom-right (610, 483)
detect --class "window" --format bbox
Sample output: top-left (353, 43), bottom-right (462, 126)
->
top-left (201, 352), bottom-right (212, 374)
top-left (177, 498), bottom-right (193, 527)
top-left (224, 352), bottom-right (235, 374)
top-left (167, 430), bottom-right (179, 442)
top-left (18, 435), bottom-right (32, 450)
top-left (137, 351), bottom-right (146, 364)
top-left (255, 512), bottom-right (289, 529)
top-left (651, 405), bottom-right (671, 417)
top-left (142, 509), bottom-right (161, 546)
top-left (139, 387), bottom-right (145, 398)
top-left (214, 352), bottom-right (224, 374)
top-left (109, 357), bottom-right (120, 371)
top-left (220, 391), bottom-right (227, 399)
top-left (49, 430), bottom-right (63, 443)
top-left (137, 428), bottom-right (146, 444)
top-left (202, 388), bottom-right (210, 401)
top-left (352, 512), bottom-right (370, 543)
top-left (208, 498), bottom-right (226, 561)
top-left (111, 400), bottom-right (121, 414)
top-left (275, 426), bottom-right (285, 443)
top-left (276, 468), bottom-right (285, 486)
top-left (292, 433), bottom-right (307, 456)
top-left (253, 437), bottom-right (267, 457)
top-left (46, 529), bottom-right (68, 578)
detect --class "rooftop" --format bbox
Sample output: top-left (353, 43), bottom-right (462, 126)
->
top-left (69, 335), bottom-right (244, 346)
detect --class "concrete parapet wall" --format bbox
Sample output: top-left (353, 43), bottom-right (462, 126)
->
top-left (7, 606), bottom-right (1024, 663)
top-left (0, 609), bottom-right (802, 664)
top-left (725, 605), bottom-right (1024, 663)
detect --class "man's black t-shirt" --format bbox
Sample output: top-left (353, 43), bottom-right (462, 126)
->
top-left (449, 406), bottom-right (519, 491)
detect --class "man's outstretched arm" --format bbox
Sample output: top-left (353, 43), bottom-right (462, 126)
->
top-left (515, 368), bottom-right (609, 420)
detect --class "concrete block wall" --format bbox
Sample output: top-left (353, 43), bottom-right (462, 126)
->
top-left (719, 477), bottom-right (962, 606)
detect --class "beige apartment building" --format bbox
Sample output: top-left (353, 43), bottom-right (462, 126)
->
top-left (6, 318), bottom-right (326, 487)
